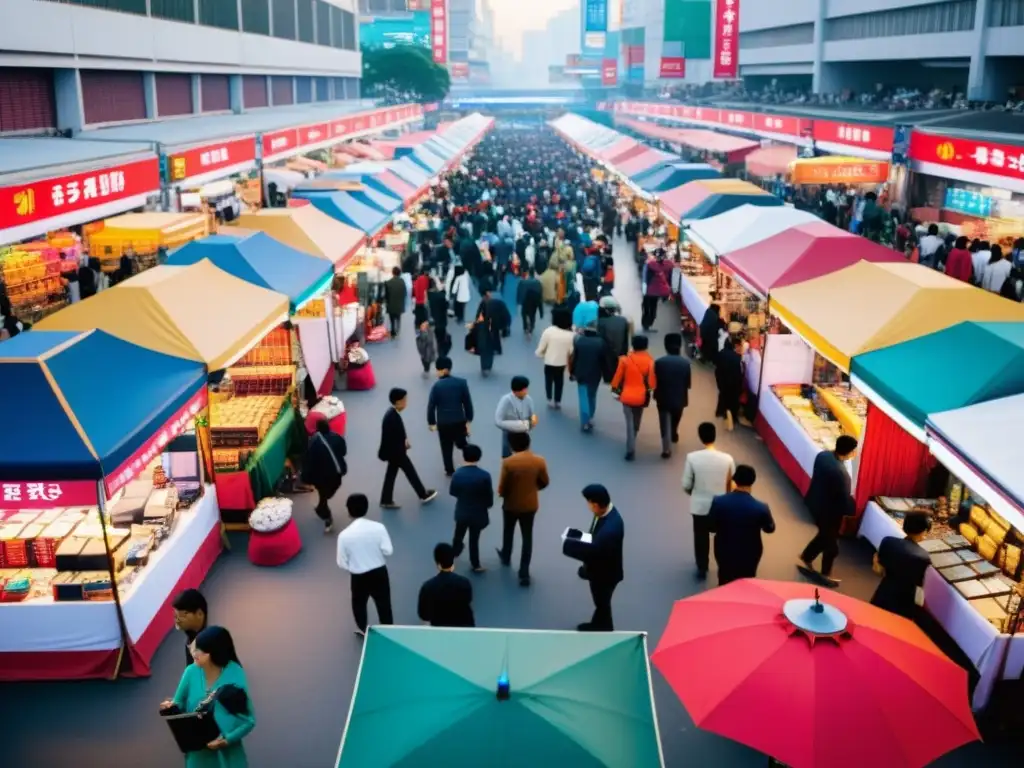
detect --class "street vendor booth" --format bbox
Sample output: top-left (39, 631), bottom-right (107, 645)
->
top-left (406, 145), bottom-right (447, 175)
top-left (620, 148), bottom-right (678, 179)
top-left (686, 205), bottom-right (820, 265)
top-left (631, 163), bottom-right (721, 195)
top-left (681, 187), bottom-right (783, 223)
top-left (744, 145), bottom-right (799, 182)
top-left (86, 212), bottom-right (209, 275)
top-left (232, 206), bottom-right (364, 270)
top-left (0, 329), bottom-right (217, 681)
top-left (660, 179), bottom-right (771, 226)
top-left (341, 162), bottom-right (429, 206)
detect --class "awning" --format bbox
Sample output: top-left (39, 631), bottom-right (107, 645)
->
top-left (682, 191), bottom-right (782, 222)
top-left (685, 204), bottom-right (820, 262)
top-left (851, 322), bottom-right (1024, 429)
top-left (635, 163), bottom-right (721, 194)
top-left (769, 261), bottom-right (1024, 372)
top-left (789, 156), bottom-right (890, 185)
top-left (621, 149), bottom-right (678, 178)
top-left (597, 137), bottom-right (639, 161)
top-left (745, 145), bottom-right (799, 178)
top-left (607, 143), bottom-right (650, 166)
top-left (345, 143), bottom-right (388, 161)
top-left (166, 232), bottom-right (333, 311)
top-left (660, 178), bottom-right (766, 224)
top-left (350, 185), bottom-right (403, 214)
top-left (295, 190), bottom-right (391, 236)
top-left (618, 117), bottom-right (760, 154)
top-left (344, 160), bottom-right (429, 197)
top-left (720, 221), bottom-right (902, 297)
top-left (407, 146), bottom-right (446, 173)
top-left (36, 259), bottom-right (289, 370)
top-left (232, 206), bottom-right (364, 268)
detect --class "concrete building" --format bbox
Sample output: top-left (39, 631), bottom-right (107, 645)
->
top-left (1, 0), bottom-right (362, 135)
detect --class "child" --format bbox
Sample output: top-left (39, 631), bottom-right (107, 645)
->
top-left (416, 320), bottom-right (437, 377)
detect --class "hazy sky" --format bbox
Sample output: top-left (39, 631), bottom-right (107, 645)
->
top-left (488, 0), bottom-right (579, 58)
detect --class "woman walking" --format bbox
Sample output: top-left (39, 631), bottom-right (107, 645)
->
top-left (468, 305), bottom-right (497, 376)
top-left (610, 335), bottom-right (657, 461)
top-left (535, 307), bottom-right (574, 409)
top-left (448, 265), bottom-right (471, 323)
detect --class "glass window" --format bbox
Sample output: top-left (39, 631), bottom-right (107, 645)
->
top-left (739, 24), bottom-right (814, 49)
top-left (342, 10), bottom-right (356, 50)
top-left (272, 0), bottom-right (297, 39)
top-left (825, 0), bottom-right (977, 41)
top-left (62, 0), bottom-right (147, 14)
top-left (315, 0), bottom-right (332, 45)
top-left (298, 0), bottom-right (315, 42)
top-left (989, 0), bottom-right (1024, 26)
top-left (242, 0), bottom-right (271, 35)
top-left (199, 0), bottom-right (240, 29)
top-left (151, 0), bottom-right (195, 23)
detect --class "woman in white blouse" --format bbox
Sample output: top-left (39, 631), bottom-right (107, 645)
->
top-left (535, 307), bottom-right (576, 409)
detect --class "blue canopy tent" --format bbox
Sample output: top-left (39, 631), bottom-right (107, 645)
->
top-left (294, 190), bottom-right (391, 236)
top-left (389, 158), bottom-right (431, 189)
top-left (0, 330), bottom-right (206, 481)
top-left (346, 185), bottom-right (402, 215)
top-left (681, 193), bottom-right (783, 222)
top-left (166, 232), bottom-right (333, 312)
top-left (318, 170), bottom-right (409, 205)
top-left (423, 136), bottom-right (459, 160)
top-left (635, 163), bottom-right (721, 194)
top-left (408, 146), bottom-right (446, 173)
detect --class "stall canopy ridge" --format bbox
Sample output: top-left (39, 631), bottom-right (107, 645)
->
top-left (687, 205), bottom-right (820, 257)
top-left (231, 207), bottom-right (364, 267)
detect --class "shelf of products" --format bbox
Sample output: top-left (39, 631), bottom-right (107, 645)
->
top-left (85, 213), bottom-right (208, 275)
top-left (772, 380), bottom-right (866, 451)
top-left (0, 236), bottom-right (81, 321)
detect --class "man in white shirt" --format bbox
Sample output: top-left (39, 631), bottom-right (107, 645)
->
top-left (917, 224), bottom-right (944, 269)
top-left (971, 242), bottom-right (991, 285)
top-left (337, 493), bottom-right (394, 637)
top-left (681, 422), bottom-right (736, 580)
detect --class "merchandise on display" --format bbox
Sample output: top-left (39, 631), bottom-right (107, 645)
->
top-left (0, 236), bottom-right (81, 321)
top-left (86, 213), bottom-right (208, 275)
top-left (771, 376), bottom-right (866, 452)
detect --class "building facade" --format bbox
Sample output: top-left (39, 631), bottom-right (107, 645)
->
top-left (1, 0), bottom-right (362, 135)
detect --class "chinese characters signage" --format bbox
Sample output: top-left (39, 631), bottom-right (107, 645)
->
top-left (602, 59), bottom-right (618, 87)
top-left (261, 106), bottom-right (423, 160)
top-left (168, 137), bottom-right (257, 184)
top-left (789, 160), bottom-right (890, 185)
top-left (812, 120), bottom-right (895, 155)
top-left (1, 158), bottom-right (161, 231)
top-left (583, 0), bottom-right (608, 54)
top-left (659, 57), bottom-right (685, 79)
top-left (713, 0), bottom-right (739, 79)
top-left (430, 0), bottom-right (448, 64)
top-left (909, 131), bottom-right (1024, 182)
top-left (944, 188), bottom-right (994, 218)
top-left (261, 129), bottom-right (299, 158)
top-left (449, 62), bottom-right (470, 81)
top-left (609, 101), bottom-right (810, 139)
top-left (0, 480), bottom-right (98, 510)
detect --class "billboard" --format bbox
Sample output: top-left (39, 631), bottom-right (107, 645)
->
top-left (359, 13), bottom-right (431, 50)
top-left (430, 0), bottom-right (448, 64)
top-left (582, 0), bottom-right (609, 56)
top-left (713, 0), bottom-right (739, 79)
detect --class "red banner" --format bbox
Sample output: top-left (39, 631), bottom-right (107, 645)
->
top-left (0, 158), bottom-right (160, 231)
top-left (752, 112), bottom-right (809, 138)
top-left (169, 137), bottom-right (256, 183)
top-left (813, 120), bottom-right (895, 154)
top-left (261, 128), bottom-right (299, 158)
top-left (625, 46), bottom-right (644, 67)
top-left (449, 62), bottom-right (470, 81)
top-left (297, 123), bottom-right (331, 147)
top-left (430, 0), bottom-right (448, 64)
top-left (602, 59), bottom-right (618, 86)
top-left (713, 0), bottom-right (739, 79)
top-left (0, 480), bottom-right (99, 509)
top-left (908, 132), bottom-right (1024, 181)
top-left (659, 57), bottom-right (685, 79)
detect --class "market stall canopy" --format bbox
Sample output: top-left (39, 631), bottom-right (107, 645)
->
top-left (336, 626), bottom-right (664, 768)
top-left (407, 145), bottom-right (446, 173)
top-left (720, 221), bottom-right (903, 297)
top-left (789, 156), bottom-right (890, 185)
top-left (851, 322), bottom-right (1024, 431)
top-left (231, 206), bottom-right (364, 268)
top-left (607, 143), bottom-right (650, 167)
top-left (423, 136), bottom-right (459, 160)
top-left (769, 261), bottom-right (1024, 372)
top-left (685, 204), bottom-right (819, 261)
top-left (0, 329), bottom-right (206, 481)
top-left (681, 190), bottom-right (783, 223)
top-left (348, 185), bottom-right (403, 215)
top-left (165, 232), bottom-right (333, 311)
top-left (35, 260), bottom-right (289, 370)
top-left (632, 163), bottom-right (721, 194)
top-left (294, 190), bottom-right (391, 236)
top-left (660, 178), bottom-right (766, 224)
top-left (344, 143), bottom-right (387, 161)
top-left (745, 145), bottom-right (799, 179)
top-left (597, 137), bottom-right (639, 162)
top-left (345, 160), bottom-right (429, 196)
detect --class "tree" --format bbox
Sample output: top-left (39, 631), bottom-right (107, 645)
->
top-left (362, 45), bottom-right (451, 104)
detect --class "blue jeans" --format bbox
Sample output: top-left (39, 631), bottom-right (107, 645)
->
top-left (578, 381), bottom-right (600, 426)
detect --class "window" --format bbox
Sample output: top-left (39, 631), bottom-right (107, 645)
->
top-left (315, 0), bottom-right (332, 45)
top-left (330, 6), bottom-right (343, 48)
top-left (200, 74), bottom-right (230, 111)
top-left (0, 68), bottom-right (56, 134)
top-left (341, 10), bottom-right (356, 50)
top-left (272, 0), bottom-right (297, 39)
top-left (315, 76), bottom-right (330, 101)
top-left (198, 0), bottom-right (240, 30)
top-left (739, 23), bottom-right (814, 49)
top-left (53, 0), bottom-right (147, 14)
top-left (243, 75), bottom-right (269, 108)
top-left (297, 0), bottom-right (315, 42)
top-left (825, 0), bottom-right (976, 41)
top-left (80, 70), bottom-right (146, 125)
top-left (151, 0), bottom-right (195, 23)
top-left (295, 76), bottom-right (313, 103)
top-left (989, 0), bottom-right (1024, 26)
top-left (242, 0), bottom-right (271, 35)
top-left (155, 73), bottom-right (193, 117)
top-left (271, 75), bottom-right (294, 105)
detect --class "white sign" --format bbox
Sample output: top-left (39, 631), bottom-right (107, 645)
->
top-left (51, 171), bottom-right (124, 207)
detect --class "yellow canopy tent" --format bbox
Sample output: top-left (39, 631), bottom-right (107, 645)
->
top-left (36, 260), bottom-right (289, 370)
top-left (87, 212), bottom-right (208, 262)
top-left (231, 207), bottom-right (365, 269)
top-left (769, 261), bottom-right (1024, 371)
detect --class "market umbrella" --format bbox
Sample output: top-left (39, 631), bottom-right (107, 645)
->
top-left (337, 626), bottom-right (664, 768)
top-left (652, 579), bottom-right (979, 768)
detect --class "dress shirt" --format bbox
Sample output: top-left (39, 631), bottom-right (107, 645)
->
top-left (337, 518), bottom-right (393, 574)
top-left (682, 448), bottom-right (736, 518)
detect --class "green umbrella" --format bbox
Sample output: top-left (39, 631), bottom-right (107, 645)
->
top-left (336, 627), bottom-right (665, 767)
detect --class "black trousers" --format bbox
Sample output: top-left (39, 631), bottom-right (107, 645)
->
top-left (715, 387), bottom-right (741, 422)
top-left (413, 303), bottom-right (429, 327)
top-left (641, 295), bottom-right (659, 330)
top-left (314, 477), bottom-right (342, 525)
top-left (380, 454), bottom-right (428, 504)
top-left (500, 510), bottom-right (535, 578)
top-left (544, 364), bottom-right (566, 403)
top-left (588, 579), bottom-right (618, 631)
top-left (438, 422), bottom-right (468, 474)
top-left (388, 313), bottom-right (402, 336)
top-left (453, 522), bottom-right (482, 568)
top-left (522, 307), bottom-right (538, 334)
top-left (801, 522), bottom-right (841, 576)
top-left (693, 514), bottom-right (711, 575)
top-left (435, 326), bottom-right (451, 357)
top-left (350, 566), bottom-right (394, 632)
top-left (453, 301), bottom-right (467, 323)
top-left (657, 405), bottom-right (682, 451)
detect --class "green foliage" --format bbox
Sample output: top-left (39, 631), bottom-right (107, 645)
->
top-left (362, 45), bottom-right (451, 103)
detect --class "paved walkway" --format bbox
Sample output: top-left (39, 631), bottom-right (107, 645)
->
top-left (0, 236), bottom-right (1004, 767)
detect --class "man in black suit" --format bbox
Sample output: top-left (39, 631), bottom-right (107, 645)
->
top-left (449, 444), bottom-right (493, 572)
top-left (799, 435), bottom-right (858, 587)
top-left (568, 320), bottom-right (608, 433)
top-left (379, 388), bottom-right (438, 509)
top-left (653, 332), bottom-right (692, 459)
top-left (427, 356), bottom-right (474, 476)
top-left (707, 465), bottom-right (776, 585)
top-left (418, 542), bottom-right (475, 627)
top-left (562, 484), bottom-right (624, 632)
top-left (516, 267), bottom-right (544, 338)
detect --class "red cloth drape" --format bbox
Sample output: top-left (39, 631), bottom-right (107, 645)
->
top-left (854, 402), bottom-right (932, 515)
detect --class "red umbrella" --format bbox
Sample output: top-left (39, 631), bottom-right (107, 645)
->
top-left (652, 580), bottom-right (980, 768)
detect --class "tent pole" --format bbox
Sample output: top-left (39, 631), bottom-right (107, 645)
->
top-left (97, 480), bottom-right (133, 680)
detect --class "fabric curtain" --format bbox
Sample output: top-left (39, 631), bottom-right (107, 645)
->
top-left (854, 402), bottom-right (933, 515)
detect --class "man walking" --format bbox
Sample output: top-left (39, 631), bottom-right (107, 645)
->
top-left (562, 484), bottom-right (624, 632)
top-left (654, 333), bottom-right (692, 459)
top-left (707, 465), bottom-right (775, 585)
top-left (336, 493), bottom-right (394, 637)
top-left (568, 320), bottom-right (608, 432)
top-left (384, 266), bottom-right (407, 338)
top-left (378, 387), bottom-right (438, 508)
top-left (449, 444), bottom-right (493, 573)
top-left (495, 375), bottom-right (537, 458)
top-left (516, 267), bottom-right (543, 338)
top-left (799, 435), bottom-right (858, 587)
top-left (418, 543), bottom-right (475, 627)
top-left (497, 432), bottom-right (549, 586)
top-left (682, 422), bottom-right (735, 580)
top-left (427, 356), bottom-right (474, 476)
top-left (302, 418), bottom-right (348, 533)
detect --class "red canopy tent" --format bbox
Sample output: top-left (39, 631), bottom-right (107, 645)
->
top-left (608, 143), bottom-right (650, 167)
top-left (376, 170), bottom-right (420, 206)
top-left (597, 137), bottom-right (638, 161)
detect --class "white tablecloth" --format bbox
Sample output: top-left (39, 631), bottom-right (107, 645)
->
top-left (859, 500), bottom-right (1024, 710)
top-left (743, 349), bottom-right (762, 395)
top-left (678, 272), bottom-right (709, 322)
top-left (758, 388), bottom-right (819, 480)
top-left (0, 486), bottom-right (220, 653)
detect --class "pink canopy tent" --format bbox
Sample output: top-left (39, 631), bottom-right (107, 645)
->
top-left (345, 143), bottom-right (387, 160)
top-left (617, 148), bottom-right (675, 176)
top-left (608, 143), bottom-right (650, 166)
top-left (377, 170), bottom-right (420, 205)
top-left (745, 145), bottom-right (798, 178)
top-left (597, 137), bottom-right (638, 161)
top-left (719, 221), bottom-right (905, 298)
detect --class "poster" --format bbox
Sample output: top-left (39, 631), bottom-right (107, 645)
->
top-left (713, 0), bottom-right (739, 79)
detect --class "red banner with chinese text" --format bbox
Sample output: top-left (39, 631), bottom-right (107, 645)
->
top-left (909, 131), bottom-right (1024, 181)
top-left (430, 0), bottom-right (448, 64)
top-left (602, 59), bottom-right (619, 86)
top-left (169, 137), bottom-right (257, 183)
top-left (659, 57), bottom-right (685, 79)
top-left (713, 0), bottom-right (740, 79)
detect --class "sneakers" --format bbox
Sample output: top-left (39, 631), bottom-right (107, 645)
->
top-left (323, 522), bottom-right (334, 535)
top-left (353, 629), bottom-right (365, 638)
top-left (421, 490), bottom-right (438, 503)
top-left (725, 411), bottom-right (735, 432)
top-left (661, 451), bottom-right (671, 459)
top-left (380, 502), bottom-right (401, 510)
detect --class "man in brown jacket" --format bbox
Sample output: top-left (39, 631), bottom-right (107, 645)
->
top-left (497, 431), bottom-right (549, 586)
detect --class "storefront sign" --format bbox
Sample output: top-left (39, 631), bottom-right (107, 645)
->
top-left (298, 123), bottom-right (331, 147)
top-left (713, 0), bottom-right (739, 79)
top-left (944, 187), bottom-right (995, 218)
top-left (168, 137), bottom-right (257, 184)
top-left (813, 120), bottom-right (895, 155)
top-left (449, 62), bottom-right (470, 81)
top-left (790, 160), bottom-right (890, 185)
top-left (659, 57), bottom-right (685, 79)
top-left (104, 387), bottom-right (208, 499)
top-left (0, 480), bottom-right (99, 510)
top-left (601, 59), bottom-right (618, 86)
top-left (430, 0), bottom-right (448, 64)
top-left (753, 113), bottom-right (807, 138)
top-left (909, 132), bottom-right (1024, 182)
top-left (1, 158), bottom-right (160, 231)
top-left (262, 105), bottom-right (422, 160)
top-left (261, 128), bottom-right (299, 158)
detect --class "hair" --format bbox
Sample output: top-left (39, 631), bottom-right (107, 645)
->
top-left (434, 542), bottom-right (456, 569)
top-left (969, 239), bottom-right (981, 252)
top-left (436, 356), bottom-right (452, 371)
top-left (527, 267), bottom-right (536, 277)
top-left (581, 483), bottom-right (611, 507)
top-left (511, 375), bottom-right (530, 391)
top-left (389, 387), bottom-right (407, 405)
top-left (315, 418), bottom-right (331, 435)
top-left (664, 333), bottom-right (683, 354)
top-left (927, 224), bottom-right (939, 236)
top-left (193, 626), bottom-right (240, 668)
top-left (990, 244), bottom-right (1004, 264)
top-left (347, 493), bottom-right (369, 518)
top-left (391, 267), bottom-right (401, 277)
top-left (552, 307), bottom-right (572, 330)
top-left (733, 465), bottom-right (757, 487)
top-left (508, 431), bottom-right (531, 453)
top-left (955, 235), bottom-right (968, 250)
top-left (835, 435), bottom-right (859, 456)
top-left (722, 338), bottom-right (735, 352)
top-left (904, 511), bottom-right (932, 536)
top-left (708, 302), bottom-right (721, 316)
top-left (173, 589), bottom-right (207, 616)
top-left (632, 335), bottom-right (649, 351)
top-left (462, 444), bottom-right (482, 462)
top-left (698, 422), bottom-right (717, 445)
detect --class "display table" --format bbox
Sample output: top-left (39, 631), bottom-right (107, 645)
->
top-left (248, 517), bottom-right (303, 567)
top-left (678, 272), bottom-right (709, 322)
top-left (0, 488), bottom-right (222, 681)
top-left (754, 387), bottom-right (817, 495)
top-left (859, 501), bottom-right (1024, 710)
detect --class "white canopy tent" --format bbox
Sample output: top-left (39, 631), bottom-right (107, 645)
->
top-left (685, 205), bottom-right (821, 264)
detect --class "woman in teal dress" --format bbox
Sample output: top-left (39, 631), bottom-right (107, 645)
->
top-left (161, 626), bottom-right (255, 768)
